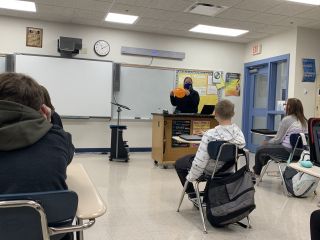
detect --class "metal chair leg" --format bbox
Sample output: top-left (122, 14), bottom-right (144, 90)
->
top-left (247, 216), bottom-right (252, 229)
top-left (177, 181), bottom-right (188, 212)
top-left (278, 163), bottom-right (289, 196)
top-left (195, 182), bottom-right (207, 234)
top-left (76, 218), bottom-right (84, 240)
top-left (257, 160), bottom-right (272, 186)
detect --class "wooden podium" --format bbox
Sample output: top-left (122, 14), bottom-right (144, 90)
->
top-left (151, 113), bottom-right (218, 167)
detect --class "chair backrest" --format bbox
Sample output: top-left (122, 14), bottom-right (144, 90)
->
top-left (289, 133), bottom-right (303, 149)
top-left (0, 190), bottom-right (78, 240)
top-left (308, 118), bottom-right (320, 166)
top-left (207, 141), bottom-right (238, 177)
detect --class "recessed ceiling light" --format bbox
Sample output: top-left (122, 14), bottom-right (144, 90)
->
top-left (0, 0), bottom-right (36, 12)
top-left (287, 0), bottom-right (320, 5)
top-left (189, 24), bottom-right (248, 37)
top-left (105, 13), bottom-right (138, 24)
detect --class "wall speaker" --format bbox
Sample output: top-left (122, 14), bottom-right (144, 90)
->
top-left (113, 63), bottom-right (120, 91)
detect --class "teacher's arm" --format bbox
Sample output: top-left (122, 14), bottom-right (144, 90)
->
top-left (170, 92), bottom-right (177, 106)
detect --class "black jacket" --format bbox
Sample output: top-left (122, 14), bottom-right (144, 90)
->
top-left (0, 101), bottom-right (74, 194)
top-left (170, 89), bottom-right (200, 113)
top-left (52, 111), bottom-right (63, 128)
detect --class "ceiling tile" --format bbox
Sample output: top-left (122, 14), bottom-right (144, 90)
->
top-left (259, 24), bottom-right (290, 34)
top-left (265, 2), bottom-right (314, 16)
top-left (75, 0), bottom-right (112, 12)
top-left (295, 8), bottom-right (320, 20)
top-left (110, 3), bottom-right (144, 15)
top-left (115, 0), bottom-right (154, 7)
top-left (234, 0), bottom-right (282, 12)
top-left (273, 16), bottom-right (314, 27)
top-left (73, 9), bottom-right (106, 21)
top-left (247, 13), bottom-right (287, 24)
top-left (139, 8), bottom-right (176, 21)
top-left (146, 0), bottom-right (192, 12)
top-left (192, 0), bottom-right (243, 7)
top-left (216, 8), bottom-right (258, 21)
top-left (37, 4), bottom-right (75, 16)
top-left (35, 0), bottom-right (76, 8)
top-left (1, 0), bottom-right (320, 44)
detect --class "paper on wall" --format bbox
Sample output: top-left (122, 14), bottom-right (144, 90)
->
top-left (208, 75), bottom-right (213, 85)
top-left (193, 87), bottom-right (207, 96)
top-left (207, 85), bottom-right (217, 95)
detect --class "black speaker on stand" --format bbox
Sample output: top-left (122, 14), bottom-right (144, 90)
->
top-left (109, 102), bottom-right (130, 162)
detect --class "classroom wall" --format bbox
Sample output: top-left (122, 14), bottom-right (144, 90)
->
top-left (244, 27), bottom-right (320, 119)
top-left (294, 27), bottom-right (320, 118)
top-left (0, 16), bottom-right (245, 148)
top-left (244, 28), bottom-right (298, 97)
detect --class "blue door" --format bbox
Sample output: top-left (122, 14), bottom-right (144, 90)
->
top-left (243, 55), bottom-right (289, 152)
top-left (248, 65), bottom-right (269, 151)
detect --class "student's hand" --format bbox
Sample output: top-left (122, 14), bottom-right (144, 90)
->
top-left (170, 90), bottom-right (174, 96)
top-left (39, 104), bottom-right (52, 122)
top-left (261, 140), bottom-right (269, 145)
top-left (185, 90), bottom-right (190, 96)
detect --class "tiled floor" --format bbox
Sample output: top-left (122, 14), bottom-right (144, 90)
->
top-left (73, 152), bottom-right (318, 240)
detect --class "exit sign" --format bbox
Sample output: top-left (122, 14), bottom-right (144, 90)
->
top-left (252, 44), bottom-right (262, 55)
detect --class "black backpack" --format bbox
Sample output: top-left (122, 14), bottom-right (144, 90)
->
top-left (205, 142), bottom-right (255, 227)
top-left (205, 166), bottom-right (256, 227)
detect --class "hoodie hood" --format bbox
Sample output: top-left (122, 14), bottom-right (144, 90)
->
top-left (0, 100), bottom-right (52, 151)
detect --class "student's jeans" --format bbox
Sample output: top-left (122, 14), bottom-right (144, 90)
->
top-left (311, 210), bottom-right (320, 239)
top-left (253, 144), bottom-right (291, 175)
top-left (175, 154), bottom-right (196, 197)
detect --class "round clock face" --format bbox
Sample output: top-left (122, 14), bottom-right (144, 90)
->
top-left (94, 40), bottom-right (110, 56)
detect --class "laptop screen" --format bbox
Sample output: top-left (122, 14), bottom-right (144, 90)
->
top-left (200, 105), bottom-right (215, 115)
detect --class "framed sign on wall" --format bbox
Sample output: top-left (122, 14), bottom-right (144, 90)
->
top-left (26, 27), bottom-right (43, 48)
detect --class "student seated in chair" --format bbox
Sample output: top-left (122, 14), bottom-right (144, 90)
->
top-left (0, 73), bottom-right (74, 194)
top-left (253, 98), bottom-right (307, 177)
top-left (175, 99), bottom-right (245, 200)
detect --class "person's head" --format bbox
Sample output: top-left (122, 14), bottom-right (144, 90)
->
top-left (215, 99), bottom-right (235, 123)
top-left (183, 77), bottom-right (193, 90)
top-left (40, 85), bottom-right (55, 111)
top-left (285, 98), bottom-right (307, 127)
top-left (0, 72), bottom-right (43, 110)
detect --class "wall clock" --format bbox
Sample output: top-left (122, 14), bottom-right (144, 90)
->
top-left (94, 40), bottom-right (110, 56)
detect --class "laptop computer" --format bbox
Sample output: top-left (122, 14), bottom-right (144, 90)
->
top-left (200, 105), bottom-right (215, 115)
top-left (179, 134), bottom-right (202, 141)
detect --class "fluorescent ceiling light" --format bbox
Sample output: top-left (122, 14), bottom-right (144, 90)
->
top-left (0, 0), bottom-right (36, 12)
top-left (287, 0), bottom-right (320, 5)
top-left (189, 24), bottom-right (248, 37)
top-left (105, 12), bottom-right (138, 24)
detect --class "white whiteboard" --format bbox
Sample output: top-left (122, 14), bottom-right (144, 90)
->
top-left (15, 55), bottom-right (113, 117)
top-left (0, 56), bottom-right (5, 73)
top-left (113, 66), bottom-right (175, 119)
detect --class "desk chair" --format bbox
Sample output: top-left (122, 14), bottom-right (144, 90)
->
top-left (257, 133), bottom-right (308, 195)
top-left (0, 190), bottom-right (95, 240)
top-left (176, 141), bottom-right (241, 233)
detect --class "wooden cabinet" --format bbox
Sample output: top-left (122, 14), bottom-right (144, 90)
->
top-left (151, 113), bottom-right (218, 166)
